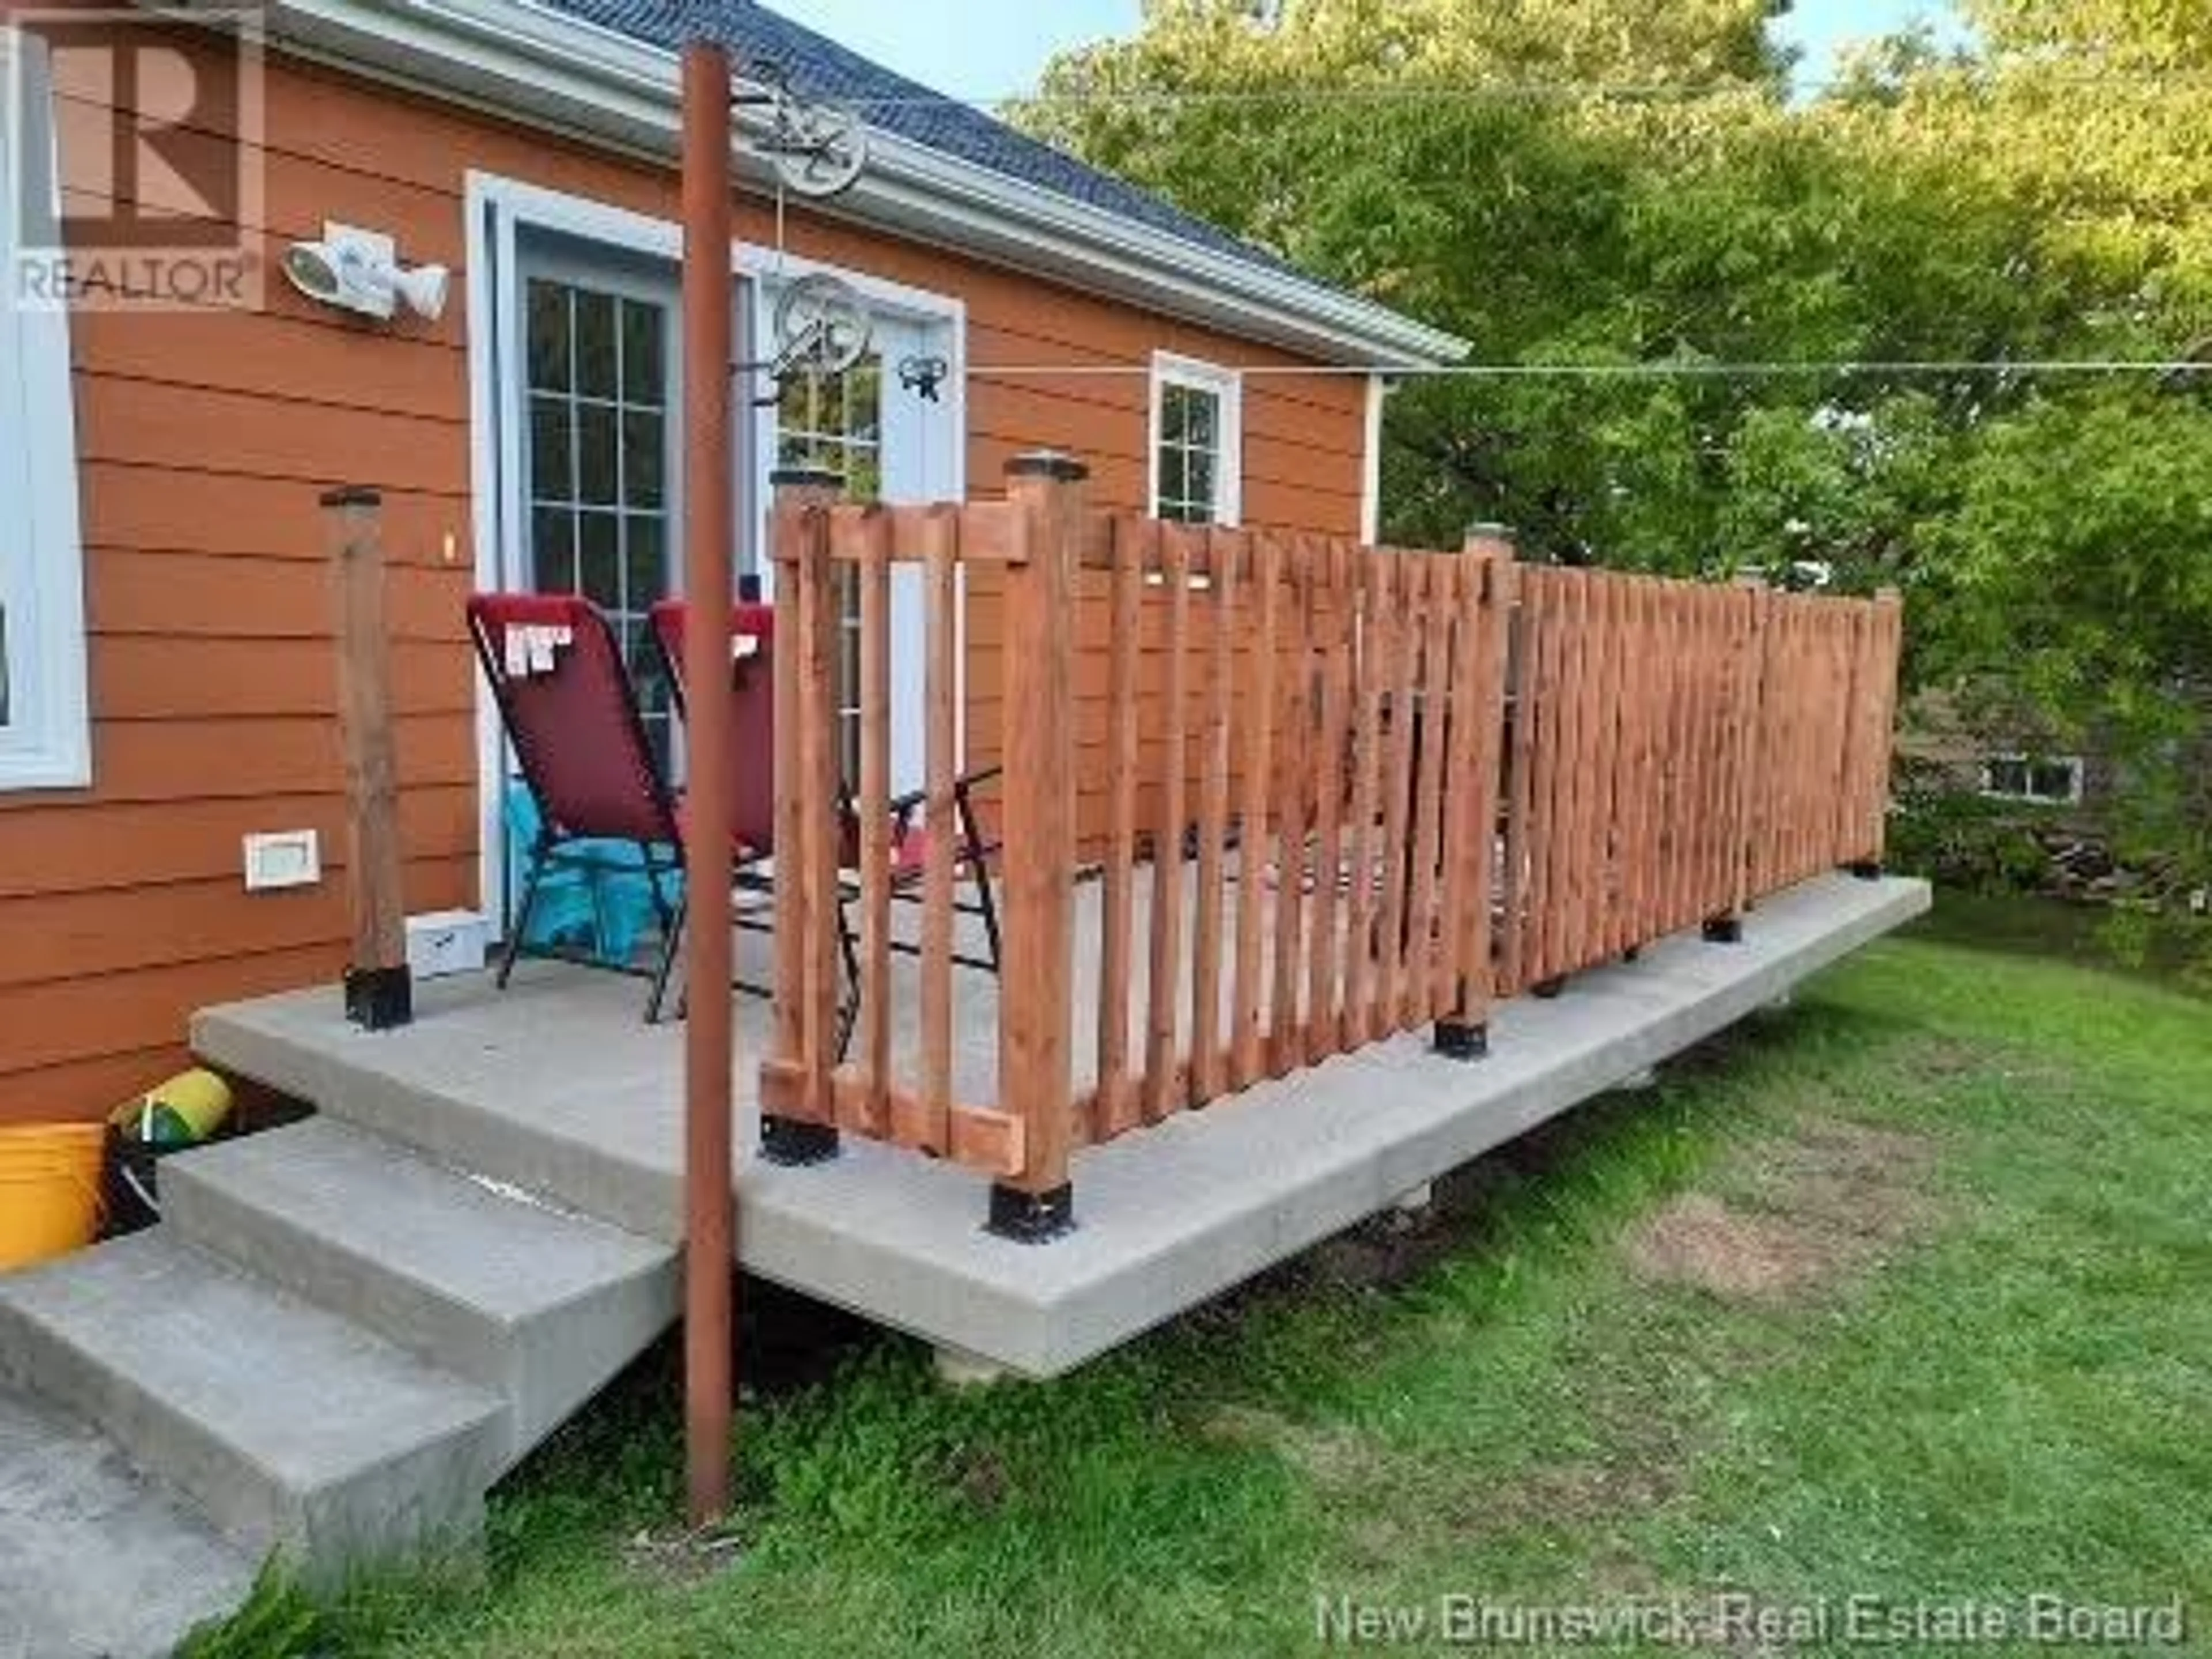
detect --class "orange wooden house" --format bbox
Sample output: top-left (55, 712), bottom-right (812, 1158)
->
top-left (0, 0), bottom-right (1467, 1130)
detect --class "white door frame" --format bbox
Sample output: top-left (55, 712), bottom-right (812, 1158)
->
top-left (463, 171), bottom-right (967, 924)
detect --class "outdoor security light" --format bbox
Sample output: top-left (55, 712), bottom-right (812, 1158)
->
top-left (282, 221), bottom-right (449, 323)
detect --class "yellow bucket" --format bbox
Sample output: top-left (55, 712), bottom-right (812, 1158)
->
top-left (0, 1122), bottom-right (107, 1271)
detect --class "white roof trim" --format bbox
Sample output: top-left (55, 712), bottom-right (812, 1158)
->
top-left (232, 0), bottom-right (1468, 366)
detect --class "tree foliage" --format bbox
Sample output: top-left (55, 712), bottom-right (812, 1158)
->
top-left (1024, 0), bottom-right (2212, 881)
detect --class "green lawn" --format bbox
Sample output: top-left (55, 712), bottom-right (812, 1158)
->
top-left (216, 897), bottom-right (2212, 1656)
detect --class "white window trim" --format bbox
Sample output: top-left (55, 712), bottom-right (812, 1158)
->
top-left (0, 25), bottom-right (90, 791)
top-left (1148, 351), bottom-right (1242, 527)
top-left (1979, 752), bottom-right (2084, 806)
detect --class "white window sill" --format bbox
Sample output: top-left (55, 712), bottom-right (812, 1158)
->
top-left (0, 747), bottom-right (92, 793)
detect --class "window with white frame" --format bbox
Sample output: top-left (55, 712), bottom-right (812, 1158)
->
top-left (1980, 753), bottom-right (2083, 806)
top-left (0, 26), bottom-right (90, 791)
top-left (1150, 354), bottom-right (1241, 525)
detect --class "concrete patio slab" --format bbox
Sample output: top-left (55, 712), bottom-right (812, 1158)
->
top-left (195, 873), bottom-right (1928, 1378)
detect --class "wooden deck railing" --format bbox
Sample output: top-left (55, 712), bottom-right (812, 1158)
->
top-left (757, 455), bottom-right (1904, 1239)
top-left (1077, 513), bottom-right (1515, 1143)
top-left (1498, 574), bottom-right (1902, 994)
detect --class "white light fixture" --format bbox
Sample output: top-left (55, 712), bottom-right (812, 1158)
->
top-left (282, 221), bottom-right (449, 322)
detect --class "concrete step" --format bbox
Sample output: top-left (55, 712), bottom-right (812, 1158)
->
top-left (0, 1385), bottom-right (253, 1659)
top-left (0, 1232), bottom-right (505, 1579)
top-left (161, 1117), bottom-right (678, 1464)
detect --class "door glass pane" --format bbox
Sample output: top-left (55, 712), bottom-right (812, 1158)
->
top-left (620, 299), bottom-right (664, 404)
top-left (622, 411), bottom-right (665, 509)
top-left (531, 506), bottom-right (576, 592)
top-left (572, 289), bottom-right (619, 399)
top-left (846, 359), bottom-right (882, 444)
top-left (626, 513), bottom-right (665, 601)
top-left (522, 272), bottom-right (676, 769)
top-left (577, 512), bottom-right (621, 609)
top-left (772, 353), bottom-right (884, 779)
top-left (575, 403), bottom-right (619, 506)
top-left (528, 395), bottom-right (572, 502)
top-left (526, 280), bottom-right (570, 394)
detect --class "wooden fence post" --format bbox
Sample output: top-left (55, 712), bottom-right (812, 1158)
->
top-left (760, 467), bottom-right (847, 1166)
top-left (324, 485), bottom-right (411, 1031)
top-left (1707, 571), bottom-right (1771, 944)
top-left (990, 452), bottom-right (1084, 1241)
top-left (1435, 522), bottom-right (1514, 1059)
top-left (1844, 585), bottom-right (1903, 880)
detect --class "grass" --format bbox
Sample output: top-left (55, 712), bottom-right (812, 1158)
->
top-left (213, 894), bottom-right (2212, 1657)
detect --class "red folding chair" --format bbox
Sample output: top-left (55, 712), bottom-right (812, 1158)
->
top-left (648, 598), bottom-right (1004, 978)
top-left (469, 592), bottom-right (840, 1027)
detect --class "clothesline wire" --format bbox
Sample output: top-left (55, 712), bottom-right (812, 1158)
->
top-left (822, 67), bottom-right (2212, 115)
top-left (951, 359), bottom-right (2205, 380)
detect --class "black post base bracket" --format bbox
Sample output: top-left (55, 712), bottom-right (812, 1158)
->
top-left (987, 1182), bottom-right (1075, 1244)
top-left (343, 966), bottom-right (413, 1031)
top-left (1433, 1020), bottom-right (1489, 1060)
top-left (760, 1117), bottom-right (840, 1166)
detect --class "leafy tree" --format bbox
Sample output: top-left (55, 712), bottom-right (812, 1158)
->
top-left (1024, 0), bottom-right (2212, 893)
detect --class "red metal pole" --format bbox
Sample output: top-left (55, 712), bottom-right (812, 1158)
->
top-left (680, 39), bottom-right (736, 1528)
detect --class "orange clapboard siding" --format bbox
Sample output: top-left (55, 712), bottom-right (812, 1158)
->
top-left (50, 714), bottom-right (478, 807)
top-left (91, 637), bottom-right (471, 722)
top-left (0, 789), bottom-right (480, 900)
top-left (47, 22), bottom-right (662, 222)
top-left (89, 550), bottom-right (468, 642)
top-left (971, 376), bottom-right (1366, 465)
top-left (5, 946), bottom-right (351, 1078)
top-left (72, 305), bottom-right (467, 421)
top-left (75, 377), bottom-right (469, 496)
top-left (0, 1046), bottom-right (207, 1130)
top-left (1244, 430), bottom-right (1363, 497)
top-left (52, 96), bottom-right (472, 274)
top-left (18, 26), bottom-right (1374, 1124)
top-left (78, 468), bottom-right (465, 564)
top-left (0, 859), bottom-right (471, 991)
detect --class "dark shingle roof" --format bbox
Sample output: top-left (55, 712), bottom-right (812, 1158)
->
top-left (537, 0), bottom-right (1307, 281)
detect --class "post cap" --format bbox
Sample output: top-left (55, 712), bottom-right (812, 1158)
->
top-left (768, 466), bottom-right (846, 491)
top-left (320, 485), bottom-right (381, 509)
top-left (1465, 520), bottom-right (1516, 541)
top-left (1005, 450), bottom-right (1089, 483)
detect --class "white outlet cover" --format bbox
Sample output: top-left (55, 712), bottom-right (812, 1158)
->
top-left (243, 830), bottom-right (321, 891)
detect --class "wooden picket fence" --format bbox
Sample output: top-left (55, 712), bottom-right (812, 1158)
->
top-left (756, 457), bottom-right (1903, 1224)
top-left (753, 484), bottom-right (1035, 1177)
top-left (1077, 516), bottom-right (1513, 1141)
top-left (1496, 575), bottom-right (1901, 995)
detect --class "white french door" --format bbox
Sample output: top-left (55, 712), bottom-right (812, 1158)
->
top-left (757, 308), bottom-right (941, 796)
top-left (516, 248), bottom-right (683, 771)
top-left (470, 183), bottom-right (963, 921)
